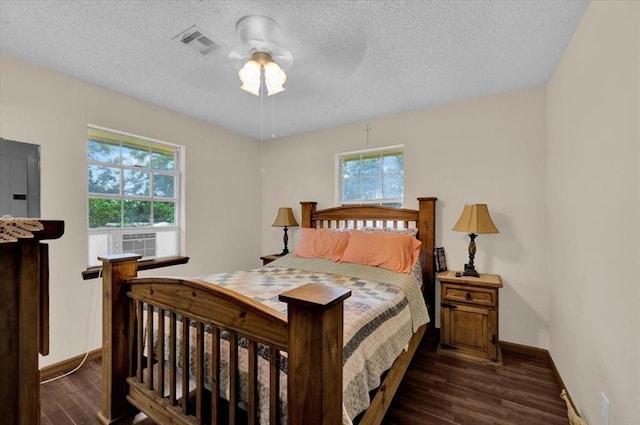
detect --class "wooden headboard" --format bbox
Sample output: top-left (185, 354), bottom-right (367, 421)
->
top-left (300, 197), bottom-right (438, 335)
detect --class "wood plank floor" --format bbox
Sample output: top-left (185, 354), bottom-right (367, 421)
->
top-left (385, 338), bottom-right (568, 425)
top-left (41, 337), bottom-right (569, 425)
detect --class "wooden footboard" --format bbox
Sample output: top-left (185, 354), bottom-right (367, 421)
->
top-left (97, 254), bottom-right (350, 425)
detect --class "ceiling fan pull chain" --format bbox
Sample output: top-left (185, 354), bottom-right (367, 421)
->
top-left (272, 95), bottom-right (276, 139)
top-left (260, 79), bottom-right (264, 173)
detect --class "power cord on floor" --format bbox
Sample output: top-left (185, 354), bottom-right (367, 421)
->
top-left (41, 267), bottom-right (102, 385)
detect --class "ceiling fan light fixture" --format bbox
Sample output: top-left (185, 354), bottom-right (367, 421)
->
top-left (238, 52), bottom-right (286, 96)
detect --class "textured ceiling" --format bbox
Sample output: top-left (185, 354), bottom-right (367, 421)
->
top-left (0, 1), bottom-right (589, 140)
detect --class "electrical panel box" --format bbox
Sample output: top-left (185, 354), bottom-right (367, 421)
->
top-left (0, 139), bottom-right (41, 218)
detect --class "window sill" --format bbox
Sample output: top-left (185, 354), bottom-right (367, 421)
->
top-left (82, 255), bottom-right (190, 280)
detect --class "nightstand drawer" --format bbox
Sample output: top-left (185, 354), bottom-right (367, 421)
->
top-left (442, 284), bottom-right (496, 307)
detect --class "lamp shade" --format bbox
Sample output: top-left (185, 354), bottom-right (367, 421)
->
top-left (239, 59), bottom-right (261, 96)
top-left (452, 204), bottom-right (499, 234)
top-left (272, 207), bottom-right (299, 227)
top-left (263, 61), bottom-right (286, 95)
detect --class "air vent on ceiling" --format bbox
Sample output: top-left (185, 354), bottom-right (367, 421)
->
top-left (173, 25), bottom-right (220, 57)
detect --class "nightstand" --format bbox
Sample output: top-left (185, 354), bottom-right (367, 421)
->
top-left (260, 254), bottom-right (280, 266)
top-left (437, 270), bottom-right (503, 365)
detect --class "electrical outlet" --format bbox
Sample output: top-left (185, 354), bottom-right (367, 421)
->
top-left (600, 392), bottom-right (610, 425)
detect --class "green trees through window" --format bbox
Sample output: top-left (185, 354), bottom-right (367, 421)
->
top-left (339, 147), bottom-right (404, 206)
top-left (87, 129), bottom-right (178, 228)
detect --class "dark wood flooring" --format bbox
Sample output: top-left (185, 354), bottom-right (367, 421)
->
top-left (385, 338), bottom-right (569, 425)
top-left (41, 337), bottom-right (568, 425)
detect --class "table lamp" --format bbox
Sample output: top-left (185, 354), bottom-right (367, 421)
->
top-left (272, 207), bottom-right (299, 256)
top-left (452, 204), bottom-right (499, 277)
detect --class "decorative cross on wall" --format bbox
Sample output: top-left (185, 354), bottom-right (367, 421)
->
top-left (363, 123), bottom-right (373, 146)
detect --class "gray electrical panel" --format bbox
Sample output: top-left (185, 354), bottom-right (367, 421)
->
top-left (0, 138), bottom-right (41, 218)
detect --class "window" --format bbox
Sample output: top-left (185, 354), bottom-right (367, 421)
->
top-left (87, 127), bottom-right (181, 267)
top-left (338, 146), bottom-right (404, 207)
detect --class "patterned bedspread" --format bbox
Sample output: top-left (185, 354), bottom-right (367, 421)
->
top-left (192, 255), bottom-right (430, 425)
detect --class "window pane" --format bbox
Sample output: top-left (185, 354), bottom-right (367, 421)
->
top-left (361, 156), bottom-right (382, 176)
top-left (123, 170), bottom-right (150, 196)
top-left (153, 174), bottom-right (174, 198)
top-left (153, 201), bottom-right (175, 225)
top-left (383, 174), bottom-right (404, 198)
top-left (383, 154), bottom-right (403, 174)
top-left (362, 176), bottom-right (382, 199)
top-left (88, 198), bottom-right (121, 228)
top-left (88, 165), bottom-right (121, 194)
top-left (122, 144), bottom-right (150, 167)
top-left (151, 150), bottom-right (175, 171)
top-left (340, 148), bottom-right (403, 205)
top-left (88, 139), bottom-right (120, 164)
top-left (342, 159), bottom-right (360, 178)
top-left (342, 177), bottom-right (361, 200)
top-left (124, 200), bottom-right (151, 227)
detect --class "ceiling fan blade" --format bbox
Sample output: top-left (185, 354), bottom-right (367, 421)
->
top-left (291, 40), bottom-right (367, 84)
top-left (228, 45), bottom-right (252, 69)
top-left (228, 42), bottom-right (294, 70)
top-left (270, 48), bottom-right (294, 70)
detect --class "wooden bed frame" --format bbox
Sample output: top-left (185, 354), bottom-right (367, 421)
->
top-left (97, 197), bottom-right (437, 425)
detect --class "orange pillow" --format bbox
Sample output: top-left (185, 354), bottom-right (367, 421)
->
top-left (293, 228), bottom-right (351, 262)
top-left (339, 229), bottom-right (421, 273)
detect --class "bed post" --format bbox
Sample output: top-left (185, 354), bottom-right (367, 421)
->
top-left (96, 254), bottom-right (141, 425)
top-left (300, 201), bottom-right (317, 228)
top-left (417, 197), bottom-right (437, 339)
top-left (279, 283), bottom-right (351, 425)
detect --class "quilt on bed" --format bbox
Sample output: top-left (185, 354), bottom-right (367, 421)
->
top-left (166, 256), bottom-right (429, 425)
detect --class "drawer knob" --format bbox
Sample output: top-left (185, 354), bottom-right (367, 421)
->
top-left (465, 292), bottom-right (473, 301)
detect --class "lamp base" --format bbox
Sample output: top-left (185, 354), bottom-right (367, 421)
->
top-left (463, 234), bottom-right (480, 277)
top-left (463, 264), bottom-right (480, 277)
top-left (279, 226), bottom-right (290, 257)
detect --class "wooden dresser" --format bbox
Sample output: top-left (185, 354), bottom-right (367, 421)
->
top-left (0, 220), bottom-right (64, 425)
top-left (437, 270), bottom-right (503, 365)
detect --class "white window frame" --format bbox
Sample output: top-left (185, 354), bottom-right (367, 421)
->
top-left (336, 145), bottom-right (404, 207)
top-left (86, 125), bottom-right (182, 267)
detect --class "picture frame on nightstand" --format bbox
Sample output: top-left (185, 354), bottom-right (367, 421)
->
top-left (434, 247), bottom-right (448, 272)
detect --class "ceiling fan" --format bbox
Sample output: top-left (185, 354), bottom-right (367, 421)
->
top-left (227, 15), bottom-right (294, 96)
top-left (174, 14), bottom-right (366, 97)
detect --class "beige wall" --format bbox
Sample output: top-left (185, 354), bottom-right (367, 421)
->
top-left (546, 2), bottom-right (640, 424)
top-left (0, 55), bottom-right (263, 367)
top-left (262, 86), bottom-right (549, 347)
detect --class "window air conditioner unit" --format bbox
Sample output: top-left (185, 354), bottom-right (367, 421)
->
top-left (110, 232), bottom-right (157, 259)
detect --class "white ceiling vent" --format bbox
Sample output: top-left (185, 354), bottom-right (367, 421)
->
top-left (173, 25), bottom-right (219, 57)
